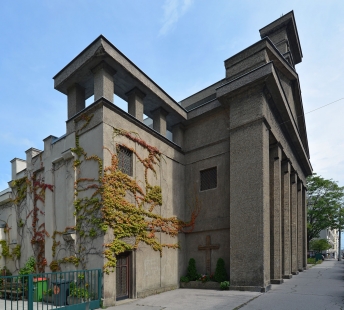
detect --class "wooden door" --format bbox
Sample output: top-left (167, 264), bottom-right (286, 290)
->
top-left (116, 252), bottom-right (130, 300)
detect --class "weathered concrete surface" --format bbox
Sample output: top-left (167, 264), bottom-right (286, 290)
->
top-left (107, 259), bottom-right (344, 310)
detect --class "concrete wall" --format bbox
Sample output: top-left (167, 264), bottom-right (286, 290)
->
top-left (102, 103), bottom-right (185, 298)
top-left (182, 107), bottom-right (230, 277)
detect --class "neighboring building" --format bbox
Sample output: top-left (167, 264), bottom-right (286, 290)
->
top-left (319, 228), bottom-right (339, 258)
top-left (0, 11), bottom-right (312, 306)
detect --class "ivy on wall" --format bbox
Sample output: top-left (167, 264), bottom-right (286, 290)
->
top-left (30, 175), bottom-right (53, 272)
top-left (102, 128), bottom-right (200, 273)
top-left (9, 164), bottom-right (53, 272)
top-left (8, 111), bottom-right (200, 274)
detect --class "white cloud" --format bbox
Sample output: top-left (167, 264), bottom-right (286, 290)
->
top-left (159, 0), bottom-right (193, 36)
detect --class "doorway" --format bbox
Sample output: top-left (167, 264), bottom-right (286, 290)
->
top-left (116, 252), bottom-right (130, 300)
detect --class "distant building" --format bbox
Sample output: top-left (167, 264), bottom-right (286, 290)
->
top-left (0, 11), bottom-right (311, 306)
top-left (319, 229), bottom-right (339, 258)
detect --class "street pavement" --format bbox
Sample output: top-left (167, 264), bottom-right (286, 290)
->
top-left (240, 259), bottom-right (344, 310)
top-left (106, 259), bottom-right (344, 310)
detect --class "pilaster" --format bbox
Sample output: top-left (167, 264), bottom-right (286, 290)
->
top-left (92, 61), bottom-right (116, 103)
top-left (126, 87), bottom-right (145, 121)
top-left (281, 160), bottom-right (292, 279)
top-left (302, 186), bottom-right (308, 269)
top-left (152, 107), bottom-right (168, 136)
top-left (42, 136), bottom-right (55, 272)
top-left (0, 228), bottom-right (5, 267)
top-left (269, 144), bottom-right (283, 284)
top-left (297, 180), bottom-right (304, 272)
top-left (229, 120), bottom-right (270, 290)
top-left (103, 273), bottom-right (116, 306)
top-left (290, 172), bottom-right (299, 275)
top-left (172, 123), bottom-right (184, 148)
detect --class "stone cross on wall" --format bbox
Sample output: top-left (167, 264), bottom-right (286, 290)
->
top-left (198, 235), bottom-right (220, 275)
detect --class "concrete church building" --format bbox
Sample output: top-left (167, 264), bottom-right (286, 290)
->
top-left (0, 11), bottom-right (311, 306)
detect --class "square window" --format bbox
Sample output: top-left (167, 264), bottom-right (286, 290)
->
top-left (200, 167), bottom-right (217, 191)
top-left (118, 146), bottom-right (133, 176)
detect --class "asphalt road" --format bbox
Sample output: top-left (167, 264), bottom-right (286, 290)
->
top-left (106, 259), bottom-right (344, 310)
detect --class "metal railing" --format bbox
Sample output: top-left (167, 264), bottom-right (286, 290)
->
top-left (0, 269), bottom-right (102, 310)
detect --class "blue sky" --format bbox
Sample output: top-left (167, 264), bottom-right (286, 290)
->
top-left (1, 1), bottom-right (344, 243)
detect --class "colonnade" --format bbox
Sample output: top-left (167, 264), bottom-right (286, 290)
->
top-left (65, 60), bottom-right (184, 146)
top-left (270, 144), bottom-right (307, 284)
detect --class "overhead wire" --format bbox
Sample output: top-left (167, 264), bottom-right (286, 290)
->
top-left (277, 97), bottom-right (344, 127)
top-left (304, 98), bottom-right (344, 115)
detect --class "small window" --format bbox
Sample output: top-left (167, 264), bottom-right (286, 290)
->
top-left (118, 146), bottom-right (133, 176)
top-left (200, 167), bottom-right (217, 191)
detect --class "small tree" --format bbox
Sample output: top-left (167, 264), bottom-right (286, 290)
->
top-left (186, 258), bottom-right (198, 281)
top-left (307, 174), bottom-right (344, 250)
top-left (214, 258), bottom-right (228, 282)
top-left (309, 239), bottom-right (331, 253)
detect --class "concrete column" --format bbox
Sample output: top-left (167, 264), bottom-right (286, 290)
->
top-left (297, 180), bottom-right (304, 272)
top-left (229, 120), bottom-right (270, 290)
top-left (302, 186), bottom-right (308, 269)
top-left (172, 123), bottom-right (184, 147)
top-left (281, 160), bottom-right (292, 279)
top-left (10, 158), bottom-right (26, 180)
top-left (92, 61), bottom-right (116, 103)
top-left (269, 144), bottom-right (283, 284)
top-left (126, 87), bottom-right (145, 121)
top-left (152, 107), bottom-right (168, 136)
top-left (67, 83), bottom-right (85, 119)
top-left (290, 172), bottom-right (299, 275)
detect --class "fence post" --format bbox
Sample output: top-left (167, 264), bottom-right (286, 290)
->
top-left (98, 269), bottom-right (102, 306)
top-left (28, 274), bottom-right (33, 310)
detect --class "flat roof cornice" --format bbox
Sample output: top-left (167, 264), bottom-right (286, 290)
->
top-left (53, 35), bottom-right (187, 125)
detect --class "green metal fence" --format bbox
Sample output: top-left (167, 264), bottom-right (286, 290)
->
top-left (0, 269), bottom-right (102, 310)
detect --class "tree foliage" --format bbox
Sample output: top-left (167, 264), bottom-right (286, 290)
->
top-left (309, 239), bottom-right (331, 253)
top-left (307, 173), bottom-right (344, 249)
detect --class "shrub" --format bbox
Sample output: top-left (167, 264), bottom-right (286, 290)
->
top-left (187, 258), bottom-right (199, 281)
top-left (70, 281), bottom-right (76, 289)
top-left (220, 281), bottom-right (230, 290)
top-left (180, 276), bottom-right (189, 283)
top-left (70, 287), bottom-right (90, 299)
top-left (307, 258), bottom-right (316, 264)
top-left (214, 258), bottom-right (228, 283)
top-left (307, 257), bottom-right (323, 265)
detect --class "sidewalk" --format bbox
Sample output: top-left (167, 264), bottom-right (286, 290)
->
top-left (240, 259), bottom-right (344, 310)
top-left (106, 259), bottom-right (344, 310)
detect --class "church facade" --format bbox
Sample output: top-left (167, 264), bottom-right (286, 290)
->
top-left (0, 11), bottom-right (311, 306)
